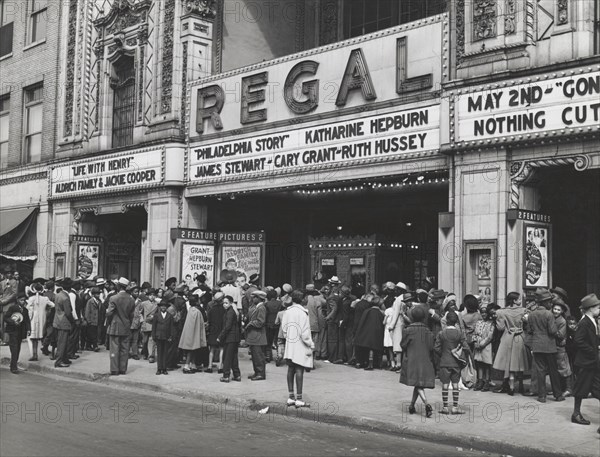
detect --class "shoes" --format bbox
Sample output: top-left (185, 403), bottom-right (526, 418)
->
top-left (440, 406), bottom-right (450, 415)
top-left (554, 396), bottom-right (565, 402)
top-left (333, 359), bottom-right (344, 364)
top-left (71, 355), bottom-right (80, 359)
top-left (571, 414), bottom-right (590, 425)
top-left (156, 370), bottom-right (161, 375)
top-left (251, 376), bottom-right (266, 381)
top-left (217, 369), bottom-right (223, 374)
top-left (93, 348), bottom-right (99, 352)
top-left (507, 388), bottom-right (515, 396)
top-left (563, 390), bottom-right (572, 398)
top-left (110, 371), bottom-right (119, 376)
top-left (28, 356), bottom-right (38, 362)
top-left (10, 369), bottom-right (19, 374)
top-left (162, 370), bottom-right (169, 375)
top-left (50, 356), bottom-right (56, 361)
top-left (536, 397), bottom-right (546, 403)
top-left (287, 398), bottom-right (296, 406)
top-left (148, 357), bottom-right (155, 363)
top-left (220, 377), bottom-right (230, 383)
top-left (408, 405), bottom-right (416, 415)
top-left (41, 348), bottom-right (50, 356)
top-left (425, 404), bottom-right (433, 418)
top-left (295, 400), bottom-right (309, 408)
top-left (248, 374), bottom-right (257, 379)
top-left (473, 380), bottom-right (483, 391)
top-left (204, 368), bottom-right (213, 373)
top-left (348, 359), bottom-right (356, 365)
top-left (232, 376), bottom-right (241, 382)
top-left (364, 365), bottom-right (374, 371)
top-left (55, 363), bottom-right (70, 368)
top-left (523, 391), bottom-right (537, 397)
top-left (130, 355), bottom-right (140, 360)
top-left (183, 368), bottom-right (194, 374)
top-left (451, 406), bottom-right (463, 415)
top-left (493, 384), bottom-right (509, 394)
top-left (482, 381), bottom-right (491, 392)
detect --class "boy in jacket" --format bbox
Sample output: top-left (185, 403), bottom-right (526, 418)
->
top-left (435, 311), bottom-right (469, 414)
top-left (152, 300), bottom-right (174, 375)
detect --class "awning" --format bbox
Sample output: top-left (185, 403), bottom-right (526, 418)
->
top-left (0, 207), bottom-right (39, 260)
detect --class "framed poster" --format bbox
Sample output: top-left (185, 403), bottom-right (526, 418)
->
top-left (76, 243), bottom-right (101, 279)
top-left (464, 241), bottom-right (497, 306)
top-left (219, 243), bottom-right (264, 286)
top-left (180, 243), bottom-right (215, 288)
top-left (523, 223), bottom-right (552, 289)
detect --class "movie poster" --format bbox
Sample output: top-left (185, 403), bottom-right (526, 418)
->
top-left (524, 224), bottom-right (550, 288)
top-left (219, 245), bottom-right (262, 285)
top-left (77, 244), bottom-right (100, 279)
top-left (180, 243), bottom-right (215, 288)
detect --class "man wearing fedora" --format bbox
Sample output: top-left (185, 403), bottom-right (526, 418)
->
top-left (245, 289), bottom-right (267, 380)
top-left (525, 288), bottom-right (565, 403)
top-left (106, 277), bottom-right (136, 375)
top-left (53, 278), bottom-right (75, 368)
top-left (3, 294), bottom-right (30, 373)
top-left (571, 293), bottom-right (600, 432)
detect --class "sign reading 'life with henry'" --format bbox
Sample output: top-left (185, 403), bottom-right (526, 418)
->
top-left (456, 69), bottom-right (600, 143)
top-left (189, 106), bottom-right (439, 182)
top-left (50, 149), bottom-right (163, 198)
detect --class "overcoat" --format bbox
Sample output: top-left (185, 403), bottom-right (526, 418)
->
top-left (399, 322), bottom-right (435, 388)
top-left (492, 306), bottom-right (530, 375)
top-left (282, 304), bottom-right (314, 368)
top-left (354, 306), bottom-right (385, 352)
top-left (245, 302), bottom-right (267, 346)
top-left (106, 291), bottom-right (135, 336)
top-left (178, 306), bottom-right (207, 350)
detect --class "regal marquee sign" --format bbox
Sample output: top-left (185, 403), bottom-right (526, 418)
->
top-left (187, 15), bottom-right (447, 183)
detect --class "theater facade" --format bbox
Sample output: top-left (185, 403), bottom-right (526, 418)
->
top-left (2, 1), bottom-right (598, 310)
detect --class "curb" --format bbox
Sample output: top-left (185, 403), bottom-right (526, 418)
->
top-left (0, 358), bottom-right (587, 457)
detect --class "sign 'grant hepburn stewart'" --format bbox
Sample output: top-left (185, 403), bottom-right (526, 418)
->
top-left (187, 16), bottom-right (446, 183)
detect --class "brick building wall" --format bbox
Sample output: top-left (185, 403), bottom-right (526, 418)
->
top-left (0, 0), bottom-right (63, 169)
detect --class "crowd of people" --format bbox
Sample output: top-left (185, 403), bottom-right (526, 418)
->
top-left (1, 269), bottom-right (598, 429)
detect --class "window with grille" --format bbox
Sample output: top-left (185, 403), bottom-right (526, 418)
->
top-left (24, 85), bottom-right (43, 163)
top-left (0, 95), bottom-right (9, 169)
top-left (112, 56), bottom-right (136, 149)
top-left (0, 0), bottom-right (14, 57)
top-left (29, 0), bottom-right (47, 44)
top-left (344, 0), bottom-right (447, 39)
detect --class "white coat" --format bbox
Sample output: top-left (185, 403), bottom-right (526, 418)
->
top-left (282, 304), bottom-right (314, 368)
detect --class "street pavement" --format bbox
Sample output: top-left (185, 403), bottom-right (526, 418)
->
top-left (0, 370), bottom-right (495, 457)
top-left (1, 342), bottom-right (599, 456)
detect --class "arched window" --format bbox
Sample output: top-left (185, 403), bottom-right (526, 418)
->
top-left (111, 55), bottom-right (136, 148)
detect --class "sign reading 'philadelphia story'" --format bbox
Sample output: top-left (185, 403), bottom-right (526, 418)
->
top-left (187, 16), bottom-right (446, 182)
top-left (50, 149), bottom-right (163, 198)
top-left (456, 68), bottom-right (600, 143)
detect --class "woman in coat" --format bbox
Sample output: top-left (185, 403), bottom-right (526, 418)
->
top-left (281, 290), bottom-right (314, 408)
top-left (26, 282), bottom-right (54, 361)
top-left (354, 296), bottom-right (385, 370)
top-left (400, 305), bottom-right (435, 418)
top-left (206, 296), bottom-right (225, 373)
top-left (492, 292), bottom-right (529, 394)
top-left (178, 295), bottom-right (207, 373)
top-left (387, 294), bottom-right (405, 371)
top-left (217, 295), bottom-right (241, 382)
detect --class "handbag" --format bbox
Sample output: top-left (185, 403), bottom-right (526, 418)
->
top-left (451, 345), bottom-right (468, 368)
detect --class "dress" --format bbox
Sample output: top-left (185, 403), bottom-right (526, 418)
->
top-left (399, 322), bottom-right (435, 388)
top-left (383, 307), bottom-right (394, 347)
top-left (388, 297), bottom-right (404, 352)
top-left (26, 294), bottom-right (54, 339)
top-left (492, 306), bottom-right (530, 376)
top-left (473, 319), bottom-right (494, 364)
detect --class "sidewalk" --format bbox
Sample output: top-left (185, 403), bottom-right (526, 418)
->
top-left (1, 343), bottom-right (598, 457)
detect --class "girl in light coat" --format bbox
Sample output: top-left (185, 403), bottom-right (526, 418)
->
top-left (281, 290), bottom-right (314, 408)
top-left (26, 282), bottom-right (54, 361)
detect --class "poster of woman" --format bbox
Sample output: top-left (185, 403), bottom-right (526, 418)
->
top-left (219, 245), bottom-right (262, 284)
top-left (77, 244), bottom-right (99, 279)
top-left (524, 224), bottom-right (551, 288)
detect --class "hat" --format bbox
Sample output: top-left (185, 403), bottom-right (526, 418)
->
top-left (328, 276), bottom-right (341, 285)
top-left (249, 273), bottom-right (260, 284)
top-left (551, 287), bottom-right (568, 301)
top-left (251, 290), bottom-right (267, 300)
top-left (384, 281), bottom-right (396, 290)
top-left (174, 283), bottom-right (186, 294)
top-left (443, 293), bottom-right (457, 312)
top-left (117, 277), bottom-right (130, 287)
top-left (429, 289), bottom-right (446, 300)
top-left (580, 293), bottom-right (600, 310)
top-left (84, 280), bottom-right (95, 288)
top-left (282, 283), bottom-right (293, 294)
top-left (141, 282), bottom-right (152, 289)
top-left (396, 282), bottom-right (407, 290)
top-left (402, 292), bottom-right (416, 302)
top-left (305, 284), bottom-right (316, 292)
top-left (59, 277), bottom-right (74, 289)
top-left (534, 288), bottom-right (552, 303)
